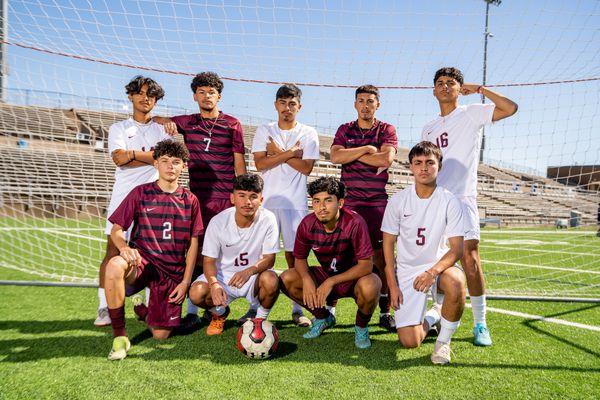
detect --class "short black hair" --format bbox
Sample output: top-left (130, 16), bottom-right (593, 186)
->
top-left (191, 71), bottom-right (224, 94)
top-left (308, 176), bottom-right (346, 199)
top-left (233, 173), bottom-right (264, 193)
top-left (434, 67), bottom-right (464, 86)
top-left (125, 76), bottom-right (165, 101)
top-left (355, 84), bottom-right (379, 101)
top-left (153, 139), bottom-right (189, 162)
top-left (276, 84), bottom-right (302, 101)
top-left (408, 141), bottom-right (443, 167)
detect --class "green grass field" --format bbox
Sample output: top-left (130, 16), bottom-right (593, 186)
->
top-left (1, 218), bottom-right (599, 398)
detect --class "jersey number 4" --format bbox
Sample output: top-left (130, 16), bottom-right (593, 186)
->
top-left (435, 132), bottom-right (448, 148)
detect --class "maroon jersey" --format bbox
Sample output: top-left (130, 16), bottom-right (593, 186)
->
top-left (171, 112), bottom-right (245, 200)
top-left (109, 182), bottom-right (204, 280)
top-left (293, 209), bottom-right (374, 276)
top-left (332, 120), bottom-right (397, 206)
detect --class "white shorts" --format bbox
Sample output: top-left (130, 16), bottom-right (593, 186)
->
top-left (394, 274), bottom-right (440, 329)
top-left (270, 208), bottom-right (307, 251)
top-left (457, 196), bottom-right (480, 241)
top-left (104, 209), bottom-right (133, 239)
top-left (195, 273), bottom-right (259, 306)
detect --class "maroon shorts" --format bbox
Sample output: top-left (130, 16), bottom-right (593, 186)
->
top-left (125, 259), bottom-right (182, 328)
top-left (310, 266), bottom-right (357, 302)
top-left (344, 204), bottom-right (385, 248)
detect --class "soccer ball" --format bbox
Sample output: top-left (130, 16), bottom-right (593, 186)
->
top-left (236, 318), bottom-right (279, 359)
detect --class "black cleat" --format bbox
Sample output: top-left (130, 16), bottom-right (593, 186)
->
top-left (379, 314), bottom-right (396, 332)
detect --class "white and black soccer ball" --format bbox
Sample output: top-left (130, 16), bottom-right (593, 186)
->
top-left (236, 318), bottom-right (279, 359)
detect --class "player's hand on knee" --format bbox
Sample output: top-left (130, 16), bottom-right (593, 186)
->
top-left (302, 278), bottom-right (318, 309)
top-left (168, 282), bottom-right (188, 304)
top-left (119, 246), bottom-right (141, 267)
top-left (228, 268), bottom-right (253, 288)
top-left (315, 280), bottom-right (333, 308)
top-left (413, 271), bottom-right (435, 293)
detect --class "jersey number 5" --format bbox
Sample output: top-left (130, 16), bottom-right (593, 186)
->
top-left (416, 227), bottom-right (426, 246)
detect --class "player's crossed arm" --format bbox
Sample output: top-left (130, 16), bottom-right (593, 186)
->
top-left (330, 144), bottom-right (378, 164)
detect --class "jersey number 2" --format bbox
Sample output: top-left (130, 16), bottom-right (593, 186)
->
top-left (163, 222), bottom-right (172, 240)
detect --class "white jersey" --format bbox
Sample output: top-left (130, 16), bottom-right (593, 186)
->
top-left (421, 104), bottom-right (494, 197)
top-left (251, 121), bottom-right (320, 210)
top-left (106, 118), bottom-right (171, 214)
top-left (202, 206), bottom-right (280, 283)
top-left (381, 185), bottom-right (463, 282)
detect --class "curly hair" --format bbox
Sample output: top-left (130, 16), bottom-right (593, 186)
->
top-left (308, 176), bottom-right (346, 199)
top-left (433, 67), bottom-right (464, 86)
top-left (125, 76), bottom-right (165, 101)
top-left (152, 139), bottom-right (189, 162)
top-left (190, 71), bottom-right (224, 94)
top-left (233, 173), bottom-right (264, 193)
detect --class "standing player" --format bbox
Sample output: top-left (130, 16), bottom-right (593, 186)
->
top-left (188, 173), bottom-right (280, 335)
top-left (279, 177), bottom-right (381, 349)
top-left (104, 140), bottom-right (203, 360)
top-left (422, 67), bottom-right (518, 346)
top-left (382, 141), bottom-right (465, 364)
top-left (330, 85), bottom-right (398, 331)
top-left (95, 76), bottom-right (171, 327)
top-left (250, 83), bottom-right (319, 327)
top-left (154, 72), bottom-right (247, 329)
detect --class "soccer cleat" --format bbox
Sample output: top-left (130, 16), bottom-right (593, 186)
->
top-left (292, 312), bottom-right (312, 327)
top-left (131, 294), bottom-right (146, 321)
top-left (236, 308), bottom-right (257, 326)
top-left (303, 313), bottom-right (335, 339)
top-left (178, 313), bottom-right (203, 331)
top-left (107, 336), bottom-right (131, 361)
top-left (94, 307), bottom-right (111, 327)
top-left (206, 307), bottom-right (230, 336)
top-left (379, 314), bottom-right (396, 332)
top-left (354, 326), bottom-right (371, 349)
top-left (473, 323), bottom-right (492, 346)
top-left (431, 341), bottom-right (451, 364)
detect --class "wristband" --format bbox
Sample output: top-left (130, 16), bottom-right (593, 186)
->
top-left (477, 85), bottom-right (484, 94)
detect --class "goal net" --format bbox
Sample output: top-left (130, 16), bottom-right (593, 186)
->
top-left (0, 1), bottom-right (598, 300)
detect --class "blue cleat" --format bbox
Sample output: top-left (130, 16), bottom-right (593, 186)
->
top-left (354, 326), bottom-right (371, 349)
top-left (303, 313), bottom-right (336, 339)
top-left (473, 323), bottom-right (492, 346)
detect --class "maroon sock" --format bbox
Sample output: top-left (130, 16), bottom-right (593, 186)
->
top-left (355, 310), bottom-right (373, 328)
top-left (379, 293), bottom-right (390, 313)
top-left (134, 303), bottom-right (148, 321)
top-left (108, 306), bottom-right (126, 337)
top-left (326, 298), bottom-right (338, 308)
top-left (310, 307), bottom-right (329, 320)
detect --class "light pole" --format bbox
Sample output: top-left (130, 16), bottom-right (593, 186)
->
top-left (480, 0), bottom-right (502, 163)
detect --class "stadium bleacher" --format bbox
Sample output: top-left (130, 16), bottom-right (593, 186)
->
top-left (1, 102), bottom-right (598, 226)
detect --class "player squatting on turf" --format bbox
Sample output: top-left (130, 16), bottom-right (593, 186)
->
top-left (104, 140), bottom-right (203, 361)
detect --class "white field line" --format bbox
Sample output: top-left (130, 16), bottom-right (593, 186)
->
top-left (480, 244), bottom-right (598, 257)
top-left (0, 226), bottom-right (104, 242)
top-left (472, 304), bottom-right (600, 332)
top-left (481, 259), bottom-right (600, 275)
top-left (41, 228), bottom-right (105, 242)
top-left (0, 227), bottom-right (99, 231)
top-left (485, 230), bottom-right (598, 235)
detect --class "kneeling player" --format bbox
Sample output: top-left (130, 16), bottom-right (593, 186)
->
top-left (104, 140), bottom-right (203, 360)
top-left (279, 177), bottom-right (381, 349)
top-left (188, 173), bottom-right (280, 335)
top-left (381, 141), bottom-right (465, 364)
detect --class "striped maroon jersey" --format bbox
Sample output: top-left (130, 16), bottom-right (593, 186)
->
top-left (109, 182), bottom-right (204, 280)
top-left (332, 120), bottom-right (397, 206)
top-left (293, 209), bottom-right (374, 276)
top-left (171, 112), bottom-right (245, 200)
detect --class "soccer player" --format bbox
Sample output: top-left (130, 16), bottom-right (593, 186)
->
top-left (250, 83), bottom-right (319, 327)
top-left (330, 85), bottom-right (398, 332)
top-left (188, 173), bottom-right (280, 335)
top-left (95, 76), bottom-right (171, 327)
top-left (104, 140), bottom-right (203, 360)
top-left (422, 67), bottom-right (518, 346)
top-left (279, 177), bottom-right (381, 349)
top-left (154, 71), bottom-right (247, 330)
top-left (381, 141), bottom-right (465, 364)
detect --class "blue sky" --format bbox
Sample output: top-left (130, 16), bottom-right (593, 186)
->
top-left (5, 0), bottom-right (600, 175)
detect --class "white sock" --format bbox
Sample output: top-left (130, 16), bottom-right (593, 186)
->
top-left (145, 287), bottom-right (150, 305)
top-left (256, 305), bottom-right (270, 319)
top-left (470, 295), bottom-right (487, 326)
top-left (98, 287), bottom-right (107, 309)
top-left (326, 305), bottom-right (336, 317)
top-left (424, 306), bottom-right (441, 330)
top-left (292, 301), bottom-right (303, 314)
top-left (437, 317), bottom-right (460, 344)
top-left (188, 301), bottom-right (199, 315)
top-left (210, 305), bottom-right (227, 316)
